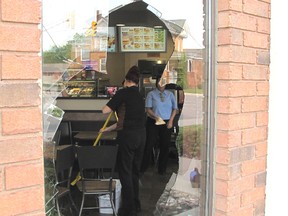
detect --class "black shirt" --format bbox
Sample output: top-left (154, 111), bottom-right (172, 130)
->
top-left (106, 86), bottom-right (145, 130)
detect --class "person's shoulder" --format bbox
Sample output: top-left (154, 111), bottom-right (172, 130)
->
top-left (165, 83), bottom-right (177, 89)
top-left (165, 83), bottom-right (183, 90)
top-left (165, 89), bottom-right (174, 95)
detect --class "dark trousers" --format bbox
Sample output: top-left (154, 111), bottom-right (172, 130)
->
top-left (116, 128), bottom-right (146, 213)
top-left (141, 117), bottom-right (172, 174)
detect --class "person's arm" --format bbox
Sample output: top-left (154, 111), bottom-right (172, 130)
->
top-left (167, 109), bottom-right (177, 129)
top-left (146, 107), bottom-right (159, 120)
top-left (167, 90), bottom-right (178, 129)
top-left (100, 122), bottom-right (117, 132)
top-left (102, 105), bottom-right (112, 114)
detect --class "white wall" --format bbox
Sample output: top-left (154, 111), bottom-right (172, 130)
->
top-left (266, 2), bottom-right (288, 215)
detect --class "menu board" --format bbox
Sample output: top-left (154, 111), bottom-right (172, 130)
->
top-left (119, 26), bottom-right (166, 52)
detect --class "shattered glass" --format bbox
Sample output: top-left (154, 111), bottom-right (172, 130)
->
top-left (43, 0), bottom-right (209, 215)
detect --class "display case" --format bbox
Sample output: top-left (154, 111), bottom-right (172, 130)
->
top-left (60, 69), bottom-right (110, 98)
top-left (61, 78), bottom-right (110, 98)
top-left (63, 80), bottom-right (96, 97)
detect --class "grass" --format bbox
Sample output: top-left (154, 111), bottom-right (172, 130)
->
top-left (184, 88), bottom-right (203, 94)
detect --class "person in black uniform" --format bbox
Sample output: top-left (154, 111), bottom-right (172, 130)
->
top-left (102, 65), bottom-right (146, 216)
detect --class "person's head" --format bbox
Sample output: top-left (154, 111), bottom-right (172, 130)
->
top-left (156, 76), bottom-right (166, 91)
top-left (125, 65), bottom-right (140, 86)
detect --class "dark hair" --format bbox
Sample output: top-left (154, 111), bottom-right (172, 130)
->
top-left (125, 65), bottom-right (140, 84)
top-left (156, 77), bottom-right (160, 88)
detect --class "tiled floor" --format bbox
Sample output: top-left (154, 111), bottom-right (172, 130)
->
top-left (138, 157), bottom-right (179, 216)
top-left (57, 153), bottom-right (179, 216)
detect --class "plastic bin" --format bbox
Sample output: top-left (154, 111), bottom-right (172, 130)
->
top-left (98, 179), bottom-right (121, 214)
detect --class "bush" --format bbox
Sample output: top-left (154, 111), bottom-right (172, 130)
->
top-left (176, 125), bottom-right (203, 159)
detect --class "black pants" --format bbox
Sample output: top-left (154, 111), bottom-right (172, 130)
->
top-left (116, 128), bottom-right (146, 214)
top-left (141, 117), bottom-right (172, 174)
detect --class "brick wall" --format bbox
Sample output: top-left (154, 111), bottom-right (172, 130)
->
top-left (216, 0), bottom-right (270, 216)
top-left (0, 0), bottom-right (45, 215)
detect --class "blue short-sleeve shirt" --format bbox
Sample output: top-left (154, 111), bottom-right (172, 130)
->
top-left (145, 88), bottom-right (178, 120)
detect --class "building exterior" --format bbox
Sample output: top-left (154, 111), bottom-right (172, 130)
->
top-left (0, 0), bottom-right (286, 215)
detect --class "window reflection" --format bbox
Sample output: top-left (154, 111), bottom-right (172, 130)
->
top-left (43, 0), bottom-right (208, 215)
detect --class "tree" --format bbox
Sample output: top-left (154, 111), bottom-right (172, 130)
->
top-left (175, 53), bottom-right (188, 89)
top-left (43, 33), bottom-right (86, 64)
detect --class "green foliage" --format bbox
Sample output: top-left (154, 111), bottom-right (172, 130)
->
top-left (43, 43), bottom-right (73, 64)
top-left (174, 53), bottom-right (188, 90)
top-left (176, 125), bottom-right (203, 159)
top-left (184, 88), bottom-right (204, 94)
top-left (43, 33), bottom-right (86, 64)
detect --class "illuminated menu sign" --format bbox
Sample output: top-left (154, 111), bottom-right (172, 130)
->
top-left (119, 26), bottom-right (166, 52)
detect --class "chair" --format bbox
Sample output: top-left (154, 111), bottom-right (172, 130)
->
top-left (54, 145), bottom-right (78, 215)
top-left (75, 145), bottom-right (118, 216)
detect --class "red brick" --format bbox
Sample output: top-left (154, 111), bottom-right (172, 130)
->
top-left (218, 63), bottom-right (243, 80)
top-left (0, 168), bottom-right (3, 192)
top-left (241, 97), bottom-right (268, 112)
top-left (230, 146), bottom-right (255, 164)
top-left (227, 206), bottom-right (254, 216)
top-left (216, 179), bottom-right (229, 196)
top-left (256, 111), bottom-right (268, 126)
top-left (2, 54), bottom-right (41, 80)
top-left (255, 172), bottom-right (266, 187)
top-left (0, 186), bottom-right (44, 215)
top-left (218, 113), bottom-right (255, 130)
top-left (215, 210), bottom-right (226, 216)
top-left (216, 175), bottom-right (255, 197)
top-left (241, 187), bottom-right (266, 206)
top-left (5, 162), bottom-right (44, 190)
top-left (218, 81), bottom-right (256, 97)
top-left (0, 25), bottom-right (40, 52)
top-left (241, 157), bottom-right (266, 176)
top-left (217, 147), bottom-right (233, 165)
top-left (215, 195), bottom-right (241, 212)
top-left (243, 0), bottom-right (270, 18)
top-left (254, 199), bottom-right (265, 215)
top-left (218, 163), bottom-right (242, 181)
top-left (218, 28), bottom-right (243, 46)
top-left (256, 81), bottom-right (270, 96)
top-left (217, 130), bottom-right (242, 148)
top-left (244, 31), bottom-right (269, 49)
top-left (231, 175), bottom-right (255, 195)
top-left (257, 50), bottom-right (270, 65)
top-left (257, 17), bottom-right (270, 34)
top-left (218, 0), bottom-right (243, 12)
top-left (31, 213), bottom-right (46, 216)
top-left (0, 82), bottom-right (41, 108)
top-left (0, 55), bottom-right (2, 80)
top-left (30, 213), bottom-right (46, 216)
top-left (218, 45), bottom-right (256, 64)
top-left (242, 65), bottom-right (269, 80)
top-left (2, 108), bottom-right (42, 135)
top-left (218, 97), bottom-right (242, 114)
top-left (216, 164), bottom-right (230, 180)
top-left (1, 0), bottom-right (41, 23)
top-left (0, 136), bottom-right (42, 164)
top-left (255, 142), bottom-right (267, 157)
top-left (218, 11), bottom-right (257, 31)
top-left (242, 126), bottom-right (267, 145)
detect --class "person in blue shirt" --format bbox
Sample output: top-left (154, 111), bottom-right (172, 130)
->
top-left (141, 77), bottom-right (178, 175)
